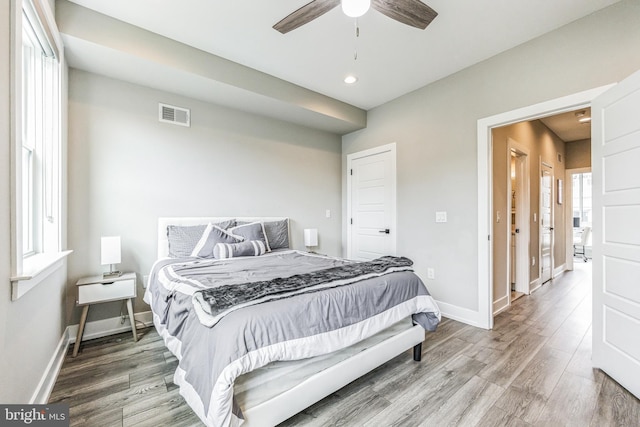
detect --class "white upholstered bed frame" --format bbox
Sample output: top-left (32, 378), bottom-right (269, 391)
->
top-left (156, 217), bottom-right (425, 427)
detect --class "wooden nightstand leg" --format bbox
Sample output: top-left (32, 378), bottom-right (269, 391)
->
top-left (126, 298), bottom-right (138, 342)
top-left (73, 305), bottom-right (90, 357)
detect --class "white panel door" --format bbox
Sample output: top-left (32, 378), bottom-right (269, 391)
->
top-left (592, 69), bottom-right (640, 399)
top-left (348, 145), bottom-right (396, 260)
top-left (540, 164), bottom-right (554, 284)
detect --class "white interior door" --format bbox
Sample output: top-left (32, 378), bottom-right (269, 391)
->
top-left (540, 163), bottom-right (554, 284)
top-left (347, 144), bottom-right (396, 260)
top-left (592, 69), bottom-right (640, 399)
top-left (513, 151), bottom-right (530, 295)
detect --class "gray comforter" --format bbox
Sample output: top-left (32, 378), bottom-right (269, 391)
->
top-left (144, 250), bottom-right (440, 427)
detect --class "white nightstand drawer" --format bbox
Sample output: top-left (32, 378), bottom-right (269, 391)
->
top-left (78, 278), bottom-right (136, 305)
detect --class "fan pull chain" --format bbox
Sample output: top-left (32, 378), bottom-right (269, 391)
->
top-left (354, 19), bottom-right (360, 60)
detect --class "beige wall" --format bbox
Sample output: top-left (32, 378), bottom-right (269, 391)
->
top-left (1, 0), bottom-right (70, 404)
top-left (566, 139), bottom-right (591, 169)
top-left (342, 0), bottom-right (640, 317)
top-left (492, 120), bottom-right (566, 307)
top-left (66, 70), bottom-right (343, 324)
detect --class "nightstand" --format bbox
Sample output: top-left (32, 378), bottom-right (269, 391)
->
top-left (73, 272), bottom-right (138, 357)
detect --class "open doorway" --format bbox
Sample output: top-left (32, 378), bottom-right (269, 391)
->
top-left (478, 85), bottom-right (610, 329)
top-left (566, 169), bottom-right (593, 270)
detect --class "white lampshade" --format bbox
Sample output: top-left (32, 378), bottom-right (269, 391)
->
top-left (101, 236), bottom-right (121, 265)
top-left (341, 0), bottom-right (370, 18)
top-left (304, 229), bottom-right (318, 247)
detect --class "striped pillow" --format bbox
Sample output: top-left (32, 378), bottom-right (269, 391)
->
top-left (190, 223), bottom-right (242, 258)
top-left (213, 240), bottom-right (266, 259)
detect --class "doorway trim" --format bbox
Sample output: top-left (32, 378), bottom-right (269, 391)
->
top-left (565, 167), bottom-right (592, 271)
top-left (477, 84), bottom-right (613, 330)
top-left (346, 142), bottom-right (397, 259)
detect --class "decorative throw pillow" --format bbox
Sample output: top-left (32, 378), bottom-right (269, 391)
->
top-left (228, 222), bottom-right (271, 251)
top-left (263, 219), bottom-right (289, 250)
top-left (167, 220), bottom-right (235, 258)
top-left (190, 223), bottom-right (242, 258)
top-left (213, 240), bottom-right (266, 259)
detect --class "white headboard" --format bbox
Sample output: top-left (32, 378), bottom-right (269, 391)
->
top-left (157, 217), bottom-right (289, 259)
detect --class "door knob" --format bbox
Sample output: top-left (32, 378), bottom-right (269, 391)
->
top-left (379, 229), bottom-right (390, 234)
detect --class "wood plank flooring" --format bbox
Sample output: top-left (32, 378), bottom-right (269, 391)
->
top-left (50, 262), bottom-right (640, 426)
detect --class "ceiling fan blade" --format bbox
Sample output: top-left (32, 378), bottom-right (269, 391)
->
top-left (372, 0), bottom-right (438, 30)
top-left (273, 0), bottom-right (341, 34)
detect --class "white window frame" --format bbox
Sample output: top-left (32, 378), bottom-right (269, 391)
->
top-left (10, 0), bottom-right (71, 300)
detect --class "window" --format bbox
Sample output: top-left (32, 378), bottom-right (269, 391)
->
top-left (572, 172), bottom-right (592, 228)
top-left (12, 0), bottom-right (65, 291)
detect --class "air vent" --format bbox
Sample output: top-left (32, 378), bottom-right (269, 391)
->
top-left (159, 103), bottom-right (190, 127)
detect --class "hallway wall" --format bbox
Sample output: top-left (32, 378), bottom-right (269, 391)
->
top-left (492, 119), bottom-right (566, 311)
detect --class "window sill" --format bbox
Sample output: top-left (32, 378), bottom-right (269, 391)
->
top-left (10, 250), bottom-right (73, 300)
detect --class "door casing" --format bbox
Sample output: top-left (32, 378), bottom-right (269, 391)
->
top-left (346, 143), bottom-right (397, 260)
top-left (477, 84), bottom-right (613, 329)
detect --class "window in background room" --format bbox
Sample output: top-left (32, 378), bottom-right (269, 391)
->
top-left (572, 172), bottom-right (592, 229)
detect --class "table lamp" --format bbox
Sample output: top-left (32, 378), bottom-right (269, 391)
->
top-left (101, 236), bottom-right (122, 278)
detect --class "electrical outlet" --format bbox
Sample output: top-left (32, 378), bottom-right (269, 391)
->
top-left (435, 211), bottom-right (447, 223)
top-left (532, 257), bottom-right (536, 267)
top-left (427, 268), bottom-right (435, 279)
top-left (496, 211), bottom-right (501, 223)
top-left (326, 209), bottom-right (331, 218)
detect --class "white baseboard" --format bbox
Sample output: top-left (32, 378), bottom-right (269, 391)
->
top-left (530, 278), bottom-right (541, 293)
top-left (68, 311), bottom-right (153, 344)
top-left (553, 264), bottom-right (566, 278)
top-left (435, 300), bottom-right (483, 328)
top-left (30, 329), bottom-right (71, 404)
top-left (492, 295), bottom-right (509, 317)
top-left (32, 311), bottom-right (154, 404)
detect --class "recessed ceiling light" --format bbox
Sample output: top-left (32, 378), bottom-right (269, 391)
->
top-left (575, 110), bottom-right (591, 123)
top-left (344, 75), bottom-right (358, 85)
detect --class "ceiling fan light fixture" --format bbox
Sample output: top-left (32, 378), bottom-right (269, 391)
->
top-left (341, 0), bottom-right (371, 18)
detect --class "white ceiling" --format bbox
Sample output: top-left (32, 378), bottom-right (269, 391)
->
top-left (64, 0), bottom-right (619, 112)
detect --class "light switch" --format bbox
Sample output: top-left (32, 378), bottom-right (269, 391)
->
top-left (435, 211), bottom-right (447, 223)
top-left (325, 209), bottom-right (331, 218)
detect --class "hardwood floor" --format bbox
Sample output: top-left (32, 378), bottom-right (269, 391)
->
top-left (50, 262), bottom-right (640, 426)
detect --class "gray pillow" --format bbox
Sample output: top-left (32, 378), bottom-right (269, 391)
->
top-left (214, 240), bottom-right (266, 259)
top-left (191, 223), bottom-right (242, 258)
top-left (167, 224), bottom-right (205, 258)
top-left (228, 222), bottom-right (271, 251)
top-left (166, 220), bottom-right (235, 258)
top-left (263, 219), bottom-right (289, 250)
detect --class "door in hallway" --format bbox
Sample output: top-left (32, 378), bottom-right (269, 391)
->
top-left (540, 163), bottom-right (554, 284)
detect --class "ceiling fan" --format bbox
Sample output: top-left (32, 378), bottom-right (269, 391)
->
top-left (273, 0), bottom-right (438, 34)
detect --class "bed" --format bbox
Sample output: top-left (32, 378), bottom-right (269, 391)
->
top-left (144, 217), bottom-right (441, 427)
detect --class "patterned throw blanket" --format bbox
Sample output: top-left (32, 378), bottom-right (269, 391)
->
top-left (192, 256), bottom-right (414, 327)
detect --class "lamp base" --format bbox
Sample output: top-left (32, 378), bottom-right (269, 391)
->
top-left (103, 270), bottom-right (122, 279)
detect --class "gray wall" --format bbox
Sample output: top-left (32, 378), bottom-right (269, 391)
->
top-left (0, 0), bottom-right (69, 404)
top-left (342, 0), bottom-right (640, 315)
top-left (66, 70), bottom-right (343, 323)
